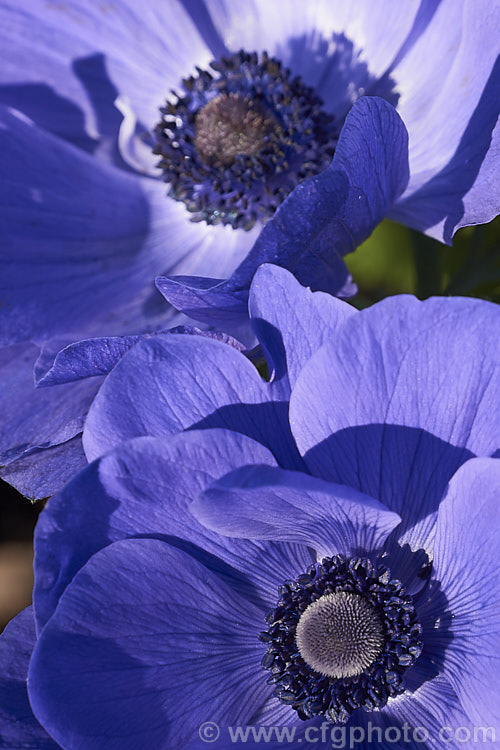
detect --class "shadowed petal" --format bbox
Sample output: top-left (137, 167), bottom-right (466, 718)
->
top-left (431, 458), bottom-right (500, 727)
top-left (0, 343), bottom-right (99, 464)
top-left (0, 436), bottom-right (87, 502)
top-left (0, 0), bottom-right (212, 154)
top-left (0, 607), bottom-right (58, 749)
top-left (34, 431), bottom-right (312, 631)
top-left (29, 538), bottom-right (267, 750)
top-left (249, 264), bottom-right (356, 388)
top-left (83, 334), bottom-right (302, 469)
top-left (290, 295), bottom-right (500, 554)
top-left (0, 342), bottom-right (98, 498)
top-left (391, 0), bottom-right (500, 241)
top-left (0, 107), bottom-right (257, 347)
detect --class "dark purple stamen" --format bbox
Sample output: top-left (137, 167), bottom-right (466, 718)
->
top-left (260, 555), bottom-right (423, 724)
top-left (154, 50), bottom-right (339, 230)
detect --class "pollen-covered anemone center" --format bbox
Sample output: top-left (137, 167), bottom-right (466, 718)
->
top-left (260, 556), bottom-right (423, 724)
top-left (194, 93), bottom-right (278, 168)
top-left (295, 592), bottom-right (385, 679)
top-left (154, 50), bottom-right (339, 230)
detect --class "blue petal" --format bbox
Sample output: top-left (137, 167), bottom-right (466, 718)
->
top-left (29, 538), bottom-right (267, 750)
top-left (1, 436), bottom-right (87, 502)
top-left (155, 275), bottom-right (252, 335)
top-left (0, 343), bottom-right (98, 464)
top-left (350, 677), bottom-right (492, 750)
top-left (35, 328), bottom-right (244, 387)
top-left (193, 465), bottom-right (400, 558)
top-left (0, 107), bottom-right (155, 345)
top-left (34, 334), bottom-right (146, 386)
top-left (290, 295), bottom-right (500, 554)
top-left (156, 96), bottom-right (408, 326)
top-left (200, 1), bottom-right (418, 117)
top-left (249, 265), bottom-right (356, 388)
top-left (0, 107), bottom-right (257, 347)
top-left (390, 0), bottom-right (500, 241)
top-left (83, 334), bottom-right (303, 469)
top-left (0, 0), bottom-right (212, 160)
top-left (155, 246), bottom-right (354, 331)
top-left (34, 430), bottom-right (314, 631)
top-left (430, 458), bottom-right (500, 727)
top-left (330, 94), bottom-right (409, 220)
top-left (0, 606), bottom-right (58, 749)
top-left (0, 342), bottom-right (97, 498)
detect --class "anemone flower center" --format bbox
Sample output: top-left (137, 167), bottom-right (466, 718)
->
top-left (194, 93), bottom-right (278, 168)
top-left (154, 50), bottom-right (338, 230)
top-left (260, 556), bottom-right (423, 724)
top-left (295, 591), bottom-right (385, 679)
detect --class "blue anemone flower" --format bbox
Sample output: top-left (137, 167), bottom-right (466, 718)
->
top-left (1, 1), bottom-right (499, 496)
top-left (1, 0), bottom-right (499, 334)
top-left (1, 265), bottom-right (498, 748)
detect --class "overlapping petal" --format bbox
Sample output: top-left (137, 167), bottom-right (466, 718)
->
top-left (193, 465), bottom-right (400, 557)
top-left (249, 264), bottom-right (355, 388)
top-left (0, 342), bottom-right (98, 498)
top-left (34, 430), bottom-right (315, 631)
top-left (0, 607), bottom-right (58, 748)
top-left (35, 328), bottom-right (244, 387)
top-left (83, 333), bottom-right (302, 468)
top-left (390, 0), bottom-right (500, 241)
top-left (156, 97), bottom-right (408, 324)
top-left (290, 294), bottom-right (500, 552)
top-left (29, 538), bottom-right (267, 749)
top-left (431, 458), bottom-right (500, 727)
